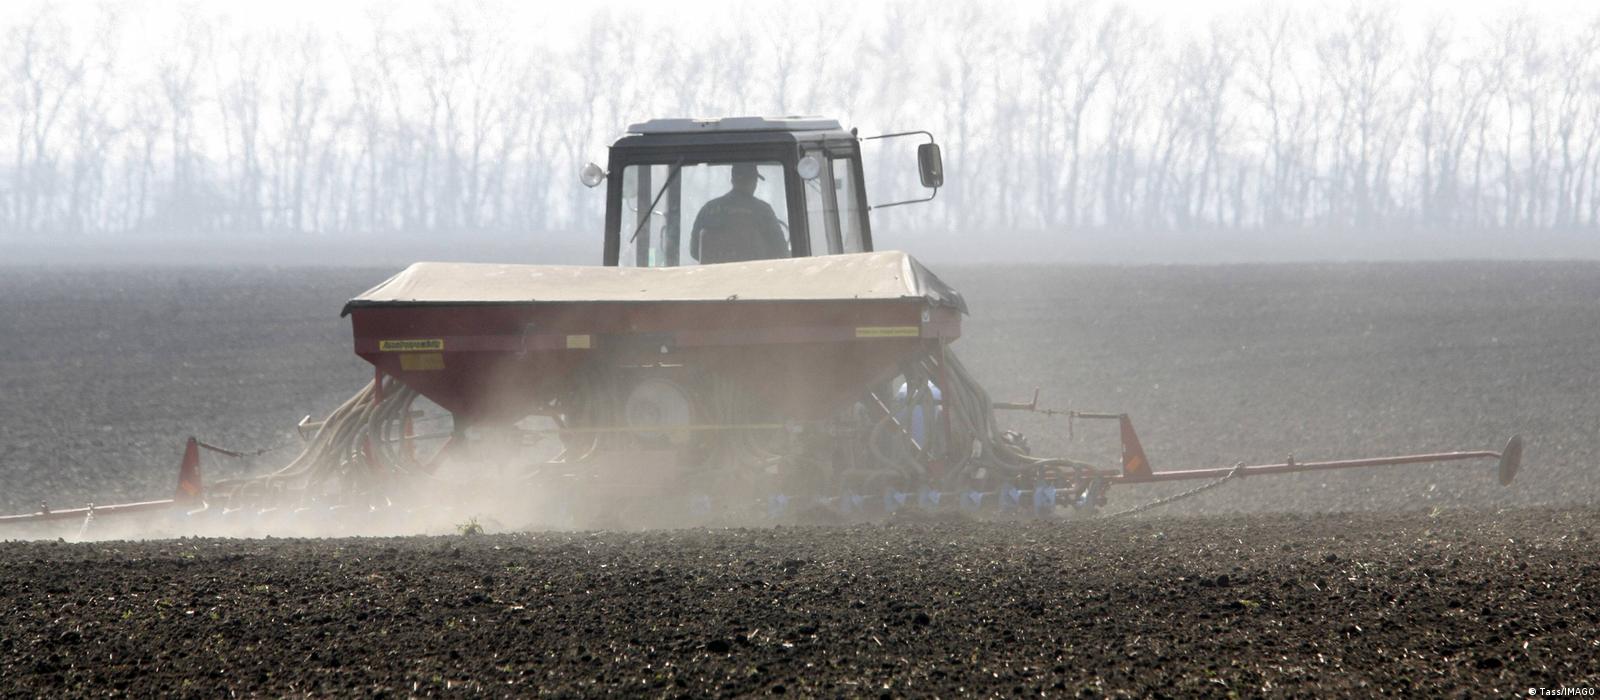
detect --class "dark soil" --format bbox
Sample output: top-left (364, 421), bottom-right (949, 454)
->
top-left (2, 507), bottom-right (1595, 696)
top-left (2, 261), bottom-right (1598, 695)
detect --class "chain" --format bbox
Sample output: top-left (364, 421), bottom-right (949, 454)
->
top-left (1104, 462), bottom-right (1246, 518)
top-left (76, 505), bottom-right (96, 541)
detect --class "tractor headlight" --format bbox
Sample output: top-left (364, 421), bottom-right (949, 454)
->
top-left (580, 162), bottom-right (606, 188)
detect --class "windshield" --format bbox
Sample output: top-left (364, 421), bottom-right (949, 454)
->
top-left (620, 161), bottom-right (790, 267)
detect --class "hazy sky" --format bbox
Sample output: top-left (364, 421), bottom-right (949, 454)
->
top-left (118, 0), bottom-right (1600, 24)
top-left (8, 0), bottom-right (1600, 264)
top-left (6, 0), bottom-right (1598, 83)
top-left (9, 0), bottom-right (1600, 44)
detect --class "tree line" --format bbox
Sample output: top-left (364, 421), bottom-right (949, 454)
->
top-left (4, 1), bottom-right (1600, 239)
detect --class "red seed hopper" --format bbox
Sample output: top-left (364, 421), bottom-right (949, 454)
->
top-left (343, 252), bottom-right (964, 427)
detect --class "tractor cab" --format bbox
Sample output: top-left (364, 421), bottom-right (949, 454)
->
top-left (585, 116), bottom-right (942, 267)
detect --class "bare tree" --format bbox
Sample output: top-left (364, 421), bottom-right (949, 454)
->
top-left (5, 4), bottom-right (90, 234)
top-left (1242, 6), bottom-right (1308, 228)
top-left (8, 1), bottom-right (1600, 241)
top-left (1316, 4), bottom-right (1407, 228)
top-left (214, 29), bottom-right (266, 232)
top-left (1551, 22), bottom-right (1600, 227)
top-left (934, 0), bottom-right (1002, 231)
top-left (1098, 10), bottom-right (1156, 229)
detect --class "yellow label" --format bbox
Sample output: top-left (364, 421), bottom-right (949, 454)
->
top-left (399, 353), bottom-right (445, 371)
top-left (855, 326), bottom-right (920, 338)
top-left (566, 334), bottom-right (592, 349)
top-left (379, 339), bottom-right (444, 352)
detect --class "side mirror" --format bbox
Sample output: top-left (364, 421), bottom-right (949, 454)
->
top-left (917, 143), bottom-right (943, 189)
top-left (859, 129), bottom-right (943, 209)
top-left (580, 162), bottom-right (606, 188)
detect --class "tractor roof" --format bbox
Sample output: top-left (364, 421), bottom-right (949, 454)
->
top-left (627, 116), bottom-right (843, 134)
top-left (613, 116), bottom-right (855, 152)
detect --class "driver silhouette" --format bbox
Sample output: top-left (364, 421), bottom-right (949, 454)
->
top-left (690, 163), bottom-right (788, 263)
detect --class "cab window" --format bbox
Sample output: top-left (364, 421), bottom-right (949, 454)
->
top-left (832, 157), bottom-right (866, 253)
top-left (803, 150), bottom-right (839, 255)
top-left (619, 161), bottom-right (789, 267)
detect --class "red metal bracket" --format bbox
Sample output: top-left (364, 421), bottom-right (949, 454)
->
top-left (1119, 415), bottom-right (1152, 479)
top-left (1498, 434), bottom-right (1523, 486)
top-left (175, 437), bottom-right (204, 504)
top-left (1047, 411), bottom-right (1153, 478)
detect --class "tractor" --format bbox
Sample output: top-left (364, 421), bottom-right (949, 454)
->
top-left (1, 117), bottom-right (1522, 535)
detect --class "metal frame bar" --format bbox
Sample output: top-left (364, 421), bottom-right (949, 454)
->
top-left (1103, 449), bottom-right (1506, 484)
